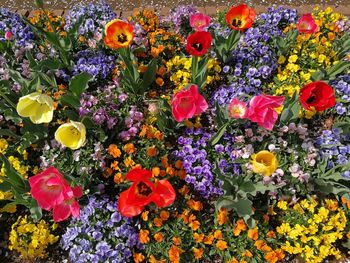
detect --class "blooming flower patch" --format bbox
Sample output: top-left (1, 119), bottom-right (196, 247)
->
top-left (1, 1), bottom-right (350, 262)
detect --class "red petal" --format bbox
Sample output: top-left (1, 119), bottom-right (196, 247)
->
top-left (153, 180), bottom-right (176, 207)
top-left (52, 202), bottom-right (71, 222)
top-left (118, 189), bottom-right (144, 217)
top-left (125, 168), bottom-right (152, 181)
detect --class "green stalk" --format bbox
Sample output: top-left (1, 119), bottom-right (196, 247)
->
top-left (191, 55), bottom-right (199, 84)
top-left (0, 91), bottom-right (16, 108)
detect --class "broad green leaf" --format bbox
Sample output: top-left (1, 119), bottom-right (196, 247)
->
top-left (69, 72), bottom-right (93, 97)
top-left (211, 122), bottom-right (228, 146)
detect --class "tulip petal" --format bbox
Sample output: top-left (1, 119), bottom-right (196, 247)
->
top-left (118, 190), bottom-right (144, 217)
top-left (153, 180), bottom-right (176, 207)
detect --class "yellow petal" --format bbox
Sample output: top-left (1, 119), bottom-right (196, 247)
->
top-left (55, 121), bottom-right (86, 150)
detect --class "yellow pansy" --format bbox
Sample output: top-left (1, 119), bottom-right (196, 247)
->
top-left (16, 92), bottom-right (54, 124)
top-left (251, 150), bottom-right (278, 177)
top-left (55, 121), bottom-right (86, 150)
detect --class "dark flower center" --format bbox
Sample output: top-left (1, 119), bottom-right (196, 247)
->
top-left (192, 42), bottom-right (203, 52)
top-left (306, 92), bottom-right (317, 104)
top-left (117, 33), bottom-right (128, 44)
top-left (136, 181), bottom-right (152, 197)
top-left (232, 18), bottom-right (242, 28)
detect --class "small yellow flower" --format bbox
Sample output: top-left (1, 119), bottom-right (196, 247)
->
top-left (16, 92), bottom-right (54, 124)
top-left (55, 121), bottom-right (86, 150)
top-left (251, 150), bottom-right (278, 176)
top-left (277, 200), bottom-right (288, 210)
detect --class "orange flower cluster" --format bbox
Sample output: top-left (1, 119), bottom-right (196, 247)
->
top-left (129, 10), bottom-right (159, 33)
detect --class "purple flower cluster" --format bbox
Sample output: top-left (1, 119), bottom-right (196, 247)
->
top-left (212, 7), bottom-right (297, 106)
top-left (64, 0), bottom-right (116, 39)
top-left (61, 195), bottom-right (142, 263)
top-left (331, 75), bottom-right (350, 116)
top-left (119, 106), bottom-right (144, 141)
top-left (173, 128), bottom-right (224, 199)
top-left (73, 49), bottom-right (116, 79)
top-left (79, 83), bottom-right (121, 129)
top-left (315, 128), bottom-right (350, 177)
top-left (0, 8), bottom-right (34, 47)
top-left (161, 5), bottom-right (197, 34)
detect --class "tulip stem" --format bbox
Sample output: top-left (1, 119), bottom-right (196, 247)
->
top-left (191, 56), bottom-right (198, 84)
top-left (0, 91), bottom-right (16, 108)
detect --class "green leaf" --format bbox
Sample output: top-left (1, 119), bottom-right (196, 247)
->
top-left (0, 129), bottom-right (20, 139)
top-left (9, 70), bottom-right (29, 94)
top-left (232, 199), bottom-right (254, 217)
top-left (141, 59), bottom-right (157, 91)
top-left (60, 93), bottom-right (80, 108)
top-left (327, 61), bottom-right (350, 80)
top-left (29, 199), bottom-right (42, 221)
top-left (211, 122), bottom-right (228, 146)
top-left (280, 92), bottom-right (300, 124)
top-left (69, 72), bottom-right (93, 98)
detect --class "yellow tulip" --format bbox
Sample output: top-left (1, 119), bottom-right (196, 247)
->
top-left (16, 92), bottom-right (54, 124)
top-left (251, 150), bottom-right (278, 177)
top-left (55, 121), bottom-right (86, 150)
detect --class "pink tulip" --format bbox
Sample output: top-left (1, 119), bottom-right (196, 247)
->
top-left (4, 31), bottom-right (12, 41)
top-left (190, 13), bottom-right (211, 31)
top-left (52, 186), bottom-right (83, 222)
top-left (296, 14), bottom-right (318, 34)
top-left (247, 94), bottom-right (285, 131)
top-left (171, 84), bottom-right (208, 122)
top-left (29, 167), bottom-right (71, 210)
top-left (29, 167), bottom-right (83, 222)
top-left (228, 98), bottom-right (248, 119)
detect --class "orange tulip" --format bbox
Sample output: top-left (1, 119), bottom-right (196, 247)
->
top-left (226, 4), bottom-right (256, 31)
top-left (104, 19), bottom-right (134, 49)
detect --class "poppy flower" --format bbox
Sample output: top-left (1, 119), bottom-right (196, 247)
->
top-left (16, 92), bottom-right (54, 124)
top-left (225, 4), bottom-right (256, 31)
top-left (190, 13), bottom-right (211, 31)
top-left (251, 150), bottom-right (278, 177)
top-left (55, 121), bottom-right (86, 150)
top-left (296, 14), bottom-right (318, 34)
top-left (186, 31), bottom-right (212, 56)
top-left (300, 81), bottom-right (336, 111)
top-left (171, 84), bottom-right (208, 122)
top-left (118, 168), bottom-right (176, 217)
top-left (104, 19), bottom-right (134, 49)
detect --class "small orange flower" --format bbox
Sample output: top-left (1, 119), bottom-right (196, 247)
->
top-left (187, 200), bottom-right (203, 211)
top-left (254, 240), bottom-right (272, 252)
top-left (160, 210), bottom-right (170, 221)
top-left (216, 240), bottom-right (228, 251)
top-left (153, 217), bottom-right (163, 227)
top-left (193, 247), bottom-right (204, 260)
top-left (214, 230), bottom-right (223, 239)
top-left (267, 231), bottom-right (276, 238)
top-left (179, 185), bottom-right (189, 196)
top-left (217, 207), bottom-right (228, 225)
top-left (139, 229), bottom-right (150, 244)
top-left (156, 77), bottom-right (164, 86)
top-left (152, 167), bottom-right (160, 177)
top-left (104, 19), bottom-right (134, 49)
top-left (204, 234), bottom-right (214, 245)
top-left (113, 172), bottom-right (124, 184)
top-left (233, 219), bottom-right (247, 236)
top-left (226, 4), bottom-right (256, 31)
top-left (347, 232), bottom-right (350, 239)
top-left (193, 233), bottom-right (204, 243)
top-left (168, 245), bottom-right (183, 263)
top-left (227, 257), bottom-right (239, 263)
top-left (108, 144), bottom-right (121, 158)
top-left (173, 236), bottom-right (182, 246)
top-left (242, 250), bottom-right (253, 258)
top-left (248, 228), bottom-right (259, 241)
top-left (141, 211), bottom-right (149, 221)
top-left (133, 253), bottom-right (145, 263)
top-left (265, 249), bottom-right (285, 263)
top-left (154, 232), bottom-right (164, 242)
top-left (147, 146), bottom-right (157, 157)
top-left (124, 143), bottom-right (136, 154)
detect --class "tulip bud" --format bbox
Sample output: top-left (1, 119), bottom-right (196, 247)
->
top-left (4, 31), bottom-right (12, 41)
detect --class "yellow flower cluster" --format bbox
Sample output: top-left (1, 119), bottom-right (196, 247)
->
top-left (272, 7), bottom-right (344, 97)
top-left (29, 10), bottom-right (65, 34)
top-left (0, 155), bottom-right (29, 179)
top-left (276, 199), bottom-right (346, 262)
top-left (9, 215), bottom-right (59, 259)
top-left (166, 56), bottom-right (221, 92)
top-left (0, 138), bottom-right (8, 154)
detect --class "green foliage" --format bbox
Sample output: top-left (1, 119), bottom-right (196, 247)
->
top-left (212, 30), bottom-right (241, 63)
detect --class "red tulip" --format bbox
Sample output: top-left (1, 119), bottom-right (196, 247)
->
top-left (225, 4), bottom-right (256, 31)
top-left (190, 13), bottom-right (211, 31)
top-left (52, 186), bottom-right (83, 222)
top-left (186, 31), bottom-right (212, 56)
top-left (118, 168), bottom-right (176, 217)
top-left (296, 14), bottom-right (318, 34)
top-left (300, 81), bottom-right (336, 111)
top-left (172, 84), bottom-right (208, 122)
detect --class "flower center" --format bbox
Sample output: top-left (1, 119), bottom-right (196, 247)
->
top-left (306, 92), bottom-right (316, 104)
top-left (232, 18), bottom-right (242, 28)
top-left (192, 42), bottom-right (203, 52)
top-left (256, 156), bottom-right (272, 166)
top-left (136, 181), bottom-right (152, 197)
top-left (69, 127), bottom-right (80, 136)
top-left (117, 33), bottom-right (128, 44)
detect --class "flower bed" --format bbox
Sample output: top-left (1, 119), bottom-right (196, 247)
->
top-left (1, 0), bottom-right (350, 262)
